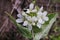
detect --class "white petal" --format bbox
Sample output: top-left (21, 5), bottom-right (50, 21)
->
top-left (23, 21), bottom-right (28, 26)
top-left (43, 17), bottom-right (49, 21)
top-left (27, 24), bottom-right (32, 30)
top-left (31, 9), bottom-right (37, 12)
top-left (41, 20), bottom-right (45, 24)
top-left (37, 11), bottom-right (43, 17)
top-left (38, 20), bottom-right (45, 24)
top-left (17, 14), bottom-right (23, 18)
top-left (32, 16), bottom-right (37, 22)
top-left (29, 3), bottom-right (34, 10)
top-left (39, 6), bottom-right (43, 11)
top-left (22, 11), bottom-right (27, 16)
top-left (26, 9), bottom-right (30, 13)
top-left (37, 23), bottom-right (42, 28)
top-left (16, 19), bottom-right (23, 23)
top-left (43, 11), bottom-right (47, 16)
top-left (38, 18), bottom-right (43, 24)
top-left (26, 16), bottom-right (32, 21)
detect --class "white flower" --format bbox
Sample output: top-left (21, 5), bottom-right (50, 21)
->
top-left (22, 11), bottom-right (27, 16)
top-left (26, 9), bottom-right (30, 13)
top-left (23, 21), bottom-right (32, 30)
top-left (38, 18), bottom-right (45, 24)
top-left (37, 10), bottom-right (49, 25)
top-left (17, 13), bottom-right (23, 18)
top-left (42, 11), bottom-right (48, 16)
top-left (26, 16), bottom-right (32, 21)
top-left (23, 20), bottom-right (32, 30)
top-left (29, 3), bottom-right (34, 10)
top-left (31, 16), bottom-right (37, 22)
top-left (27, 24), bottom-right (32, 30)
top-left (23, 21), bottom-right (28, 26)
top-left (37, 22), bottom-right (42, 28)
top-left (43, 16), bottom-right (49, 21)
top-left (16, 18), bottom-right (23, 23)
top-left (42, 11), bottom-right (49, 21)
top-left (37, 11), bottom-right (42, 18)
top-left (26, 3), bottom-right (35, 14)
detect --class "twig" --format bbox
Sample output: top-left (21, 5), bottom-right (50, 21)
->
top-left (11, 0), bottom-right (21, 14)
top-left (0, 17), bottom-right (8, 32)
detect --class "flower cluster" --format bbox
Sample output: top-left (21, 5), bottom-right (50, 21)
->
top-left (16, 3), bottom-right (49, 30)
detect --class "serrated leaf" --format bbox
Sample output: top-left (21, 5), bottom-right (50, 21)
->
top-left (5, 12), bottom-right (32, 39)
top-left (33, 13), bottom-right (58, 40)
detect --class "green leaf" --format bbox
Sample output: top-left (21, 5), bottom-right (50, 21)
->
top-left (45, 13), bottom-right (55, 24)
top-left (27, 12), bottom-right (37, 17)
top-left (32, 26), bottom-right (42, 33)
top-left (5, 12), bottom-right (32, 39)
top-left (33, 13), bottom-right (58, 40)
